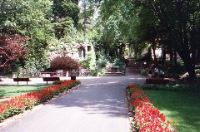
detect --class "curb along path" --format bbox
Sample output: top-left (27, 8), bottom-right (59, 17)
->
top-left (0, 75), bottom-right (145, 132)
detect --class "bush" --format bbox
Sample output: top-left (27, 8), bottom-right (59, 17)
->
top-left (96, 56), bottom-right (107, 68)
top-left (51, 56), bottom-right (79, 70)
top-left (112, 58), bottom-right (125, 72)
top-left (164, 61), bottom-right (185, 76)
top-left (80, 59), bottom-right (90, 69)
top-left (80, 53), bottom-right (96, 70)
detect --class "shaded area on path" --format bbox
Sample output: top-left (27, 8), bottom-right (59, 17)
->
top-left (0, 75), bottom-right (145, 132)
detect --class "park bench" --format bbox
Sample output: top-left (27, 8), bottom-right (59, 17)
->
top-left (146, 78), bottom-right (170, 84)
top-left (40, 72), bottom-right (58, 77)
top-left (13, 78), bottom-right (30, 85)
top-left (43, 77), bottom-right (60, 84)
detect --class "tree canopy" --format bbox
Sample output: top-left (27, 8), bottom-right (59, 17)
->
top-left (93, 0), bottom-right (200, 79)
top-left (0, 0), bottom-right (200, 79)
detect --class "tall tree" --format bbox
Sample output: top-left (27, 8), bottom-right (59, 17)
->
top-left (53, 0), bottom-right (80, 39)
top-left (132, 0), bottom-right (200, 79)
top-left (0, 0), bottom-right (54, 71)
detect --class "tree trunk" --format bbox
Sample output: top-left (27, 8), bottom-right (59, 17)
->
top-left (152, 44), bottom-right (157, 64)
top-left (184, 60), bottom-right (196, 80)
top-left (177, 50), bottom-right (196, 80)
top-left (162, 47), bottom-right (166, 64)
top-left (174, 50), bottom-right (177, 65)
top-left (169, 48), bottom-right (173, 65)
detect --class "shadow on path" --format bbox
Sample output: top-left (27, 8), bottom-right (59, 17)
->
top-left (0, 75), bottom-right (145, 132)
top-left (50, 76), bottom-right (145, 118)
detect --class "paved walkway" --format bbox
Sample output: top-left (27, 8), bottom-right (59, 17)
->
top-left (0, 75), bottom-right (145, 132)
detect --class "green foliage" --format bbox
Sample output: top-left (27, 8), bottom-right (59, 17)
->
top-left (53, 0), bottom-right (80, 39)
top-left (61, 1), bottom-right (79, 25)
top-left (4, 107), bottom-right (23, 118)
top-left (0, 81), bottom-right (80, 122)
top-left (144, 85), bottom-right (200, 132)
top-left (53, 0), bottom-right (79, 26)
top-left (93, 0), bottom-right (150, 60)
top-left (0, 85), bottom-right (47, 98)
top-left (165, 62), bottom-right (185, 76)
top-left (132, 0), bottom-right (200, 78)
top-left (96, 56), bottom-right (107, 68)
top-left (0, 0), bottom-right (54, 72)
top-left (0, 0), bottom-right (85, 74)
top-left (142, 84), bottom-right (200, 92)
top-left (80, 52), bottom-right (96, 70)
top-left (112, 58), bottom-right (125, 71)
top-left (80, 59), bottom-right (90, 69)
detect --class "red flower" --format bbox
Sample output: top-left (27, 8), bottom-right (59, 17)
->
top-left (128, 84), bottom-right (175, 132)
top-left (0, 80), bottom-right (78, 122)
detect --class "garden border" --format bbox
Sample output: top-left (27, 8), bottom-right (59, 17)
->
top-left (0, 82), bottom-right (81, 127)
top-left (126, 84), bottom-right (175, 132)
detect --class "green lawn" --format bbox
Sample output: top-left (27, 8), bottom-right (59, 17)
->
top-left (143, 85), bottom-right (200, 132)
top-left (0, 85), bottom-right (48, 99)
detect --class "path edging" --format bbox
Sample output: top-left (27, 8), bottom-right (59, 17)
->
top-left (0, 84), bottom-right (81, 128)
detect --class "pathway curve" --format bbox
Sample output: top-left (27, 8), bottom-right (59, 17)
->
top-left (0, 75), bottom-right (145, 132)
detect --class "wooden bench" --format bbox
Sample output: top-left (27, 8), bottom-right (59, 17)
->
top-left (40, 72), bottom-right (57, 77)
top-left (13, 78), bottom-right (30, 85)
top-left (146, 78), bottom-right (170, 84)
top-left (43, 77), bottom-right (60, 84)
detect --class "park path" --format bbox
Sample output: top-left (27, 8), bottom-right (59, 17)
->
top-left (0, 75), bottom-right (145, 132)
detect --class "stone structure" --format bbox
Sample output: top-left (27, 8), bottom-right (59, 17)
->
top-left (48, 42), bottom-right (94, 61)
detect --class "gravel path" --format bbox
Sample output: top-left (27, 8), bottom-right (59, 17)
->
top-left (0, 75), bottom-right (145, 132)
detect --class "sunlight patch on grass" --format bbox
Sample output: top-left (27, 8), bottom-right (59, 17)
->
top-left (0, 85), bottom-right (48, 98)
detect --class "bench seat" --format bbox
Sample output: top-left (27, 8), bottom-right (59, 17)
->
top-left (43, 77), bottom-right (60, 84)
top-left (13, 78), bottom-right (30, 85)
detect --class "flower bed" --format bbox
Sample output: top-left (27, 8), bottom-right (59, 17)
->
top-left (127, 84), bottom-right (175, 132)
top-left (0, 80), bottom-right (80, 122)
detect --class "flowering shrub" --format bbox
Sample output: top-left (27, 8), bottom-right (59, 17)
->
top-left (50, 56), bottom-right (79, 70)
top-left (127, 84), bottom-right (175, 132)
top-left (0, 80), bottom-right (80, 122)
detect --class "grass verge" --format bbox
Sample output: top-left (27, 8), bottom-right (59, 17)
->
top-left (0, 80), bottom-right (80, 122)
top-left (0, 85), bottom-right (48, 99)
top-left (143, 85), bottom-right (200, 132)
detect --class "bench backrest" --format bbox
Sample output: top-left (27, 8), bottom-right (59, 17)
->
top-left (43, 77), bottom-right (60, 81)
top-left (13, 78), bottom-right (30, 81)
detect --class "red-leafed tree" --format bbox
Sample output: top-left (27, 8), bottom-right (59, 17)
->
top-left (0, 33), bottom-right (27, 69)
top-left (50, 56), bottom-right (79, 70)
